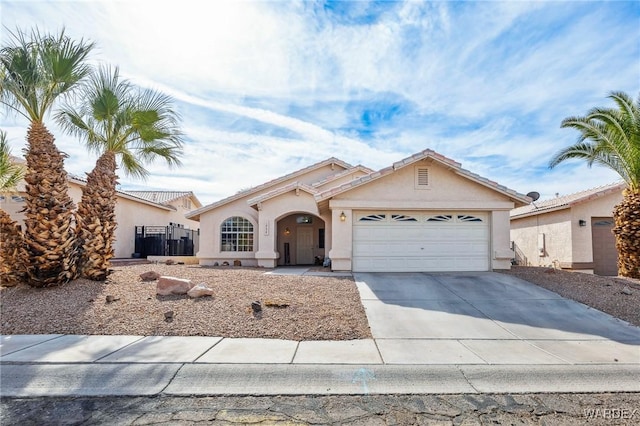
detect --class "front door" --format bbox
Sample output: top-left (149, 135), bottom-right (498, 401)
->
top-left (296, 227), bottom-right (314, 264)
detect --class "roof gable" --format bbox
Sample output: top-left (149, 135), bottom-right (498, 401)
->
top-left (187, 157), bottom-right (352, 220)
top-left (311, 165), bottom-right (374, 189)
top-left (247, 182), bottom-right (317, 207)
top-left (510, 181), bottom-right (625, 219)
top-left (315, 149), bottom-right (531, 205)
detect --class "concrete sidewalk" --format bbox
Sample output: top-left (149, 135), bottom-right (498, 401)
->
top-left (1, 334), bottom-right (639, 397)
top-left (2, 271), bottom-right (639, 397)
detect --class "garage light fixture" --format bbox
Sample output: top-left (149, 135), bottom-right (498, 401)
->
top-left (579, 220), bottom-right (586, 227)
top-left (284, 227), bottom-right (291, 235)
top-left (340, 211), bottom-right (346, 222)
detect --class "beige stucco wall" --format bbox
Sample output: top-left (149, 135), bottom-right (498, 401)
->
top-left (2, 180), bottom-right (200, 259)
top-left (114, 196), bottom-right (199, 258)
top-left (510, 190), bottom-right (622, 270)
top-left (328, 161), bottom-right (517, 271)
top-left (197, 163), bottom-right (344, 267)
top-left (197, 197), bottom-right (259, 266)
top-left (510, 209), bottom-right (573, 267)
top-left (570, 191), bottom-right (621, 264)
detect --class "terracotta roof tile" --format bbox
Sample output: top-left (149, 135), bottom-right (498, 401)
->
top-left (510, 181), bottom-right (626, 218)
top-left (315, 148), bottom-right (530, 204)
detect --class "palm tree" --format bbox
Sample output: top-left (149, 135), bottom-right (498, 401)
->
top-left (550, 91), bottom-right (640, 278)
top-left (0, 130), bottom-right (28, 285)
top-left (56, 65), bottom-right (183, 280)
top-left (0, 28), bottom-right (94, 287)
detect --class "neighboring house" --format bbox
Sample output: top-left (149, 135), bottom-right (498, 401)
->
top-left (1, 171), bottom-right (202, 259)
top-left (510, 182), bottom-right (625, 276)
top-left (187, 149), bottom-right (530, 272)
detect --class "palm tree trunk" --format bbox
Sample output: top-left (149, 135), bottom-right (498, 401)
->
top-left (77, 151), bottom-right (118, 281)
top-left (23, 121), bottom-right (79, 287)
top-left (0, 209), bottom-right (28, 286)
top-left (612, 188), bottom-right (640, 278)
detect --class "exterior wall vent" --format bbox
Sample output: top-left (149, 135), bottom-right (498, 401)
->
top-left (415, 167), bottom-right (430, 189)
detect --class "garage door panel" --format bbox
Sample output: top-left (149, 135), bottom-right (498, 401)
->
top-left (353, 211), bottom-right (490, 272)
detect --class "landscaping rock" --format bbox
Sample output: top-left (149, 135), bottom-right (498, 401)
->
top-left (187, 283), bottom-right (214, 298)
top-left (165, 259), bottom-right (176, 265)
top-left (234, 259), bottom-right (242, 266)
top-left (622, 286), bottom-right (633, 295)
top-left (140, 271), bottom-right (161, 282)
top-left (251, 301), bottom-right (262, 313)
top-left (157, 276), bottom-right (195, 296)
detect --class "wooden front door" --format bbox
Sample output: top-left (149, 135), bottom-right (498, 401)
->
top-left (296, 227), bottom-right (314, 265)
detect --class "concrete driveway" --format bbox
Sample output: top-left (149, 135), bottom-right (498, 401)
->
top-left (354, 272), bottom-right (640, 365)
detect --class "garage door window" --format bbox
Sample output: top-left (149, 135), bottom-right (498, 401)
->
top-left (457, 215), bottom-right (483, 222)
top-left (426, 214), bottom-right (452, 222)
top-left (392, 214), bottom-right (418, 222)
top-left (359, 214), bottom-right (386, 222)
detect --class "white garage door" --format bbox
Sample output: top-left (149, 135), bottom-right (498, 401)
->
top-left (352, 211), bottom-right (490, 272)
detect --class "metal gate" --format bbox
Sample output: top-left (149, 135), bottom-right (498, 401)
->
top-left (134, 224), bottom-right (199, 257)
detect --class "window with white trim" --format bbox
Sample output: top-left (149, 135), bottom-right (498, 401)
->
top-left (415, 167), bottom-right (429, 189)
top-left (221, 216), bottom-right (254, 252)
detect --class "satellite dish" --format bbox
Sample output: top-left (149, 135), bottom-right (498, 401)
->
top-left (526, 191), bottom-right (540, 202)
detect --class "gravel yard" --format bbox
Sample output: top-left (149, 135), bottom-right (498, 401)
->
top-left (0, 264), bottom-right (371, 341)
top-left (501, 266), bottom-right (640, 327)
top-left (2, 264), bottom-right (639, 340)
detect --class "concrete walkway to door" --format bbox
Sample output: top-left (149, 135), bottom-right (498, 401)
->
top-left (354, 272), bottom-right (640, 365)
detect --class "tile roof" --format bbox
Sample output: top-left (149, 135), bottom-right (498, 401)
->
top-left (314, 149), bottom-right (531, 205)
top-left (68, 174), bottom-right (202, 210)
top-left (510, 181), bottom-right (626, 219)
top-left (125, 191), bottom-right (201, 207)
top-left (67, 174), bottom-right (175, 211)
top-left (247, 182), bottom-right (317, 207)
top-left (311, 165), bottom-right (374, 188)
top-left (186, 157), bottom-right (353, 220)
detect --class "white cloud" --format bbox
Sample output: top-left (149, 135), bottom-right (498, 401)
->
top-left (1, 0), bottom-right (638, 207)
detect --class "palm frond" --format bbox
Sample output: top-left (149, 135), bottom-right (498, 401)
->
top-left (552, 91), bottom-right (640, 191)
top-left (56, 64), bottom-right (184, 179)
top-left (0, 130), bottom-right (26, 193)
top-left (0, 27), bottom-right (94, 122)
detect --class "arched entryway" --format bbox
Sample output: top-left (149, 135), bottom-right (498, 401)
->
top-left (277, 213), bottom-right (326, 266)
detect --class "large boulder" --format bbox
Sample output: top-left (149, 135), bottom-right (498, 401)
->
top-left (187, 283), bottom-right (214, 298)
top-left (157, 276), bottom-right (195, 296)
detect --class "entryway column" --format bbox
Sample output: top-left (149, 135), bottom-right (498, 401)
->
top-left (255, 214), bottom-right (279, 268)
top-left (328, 208), bottom-right (352, 271)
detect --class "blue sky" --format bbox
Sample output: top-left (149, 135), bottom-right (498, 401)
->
top-left (1, 0), bottom-right (638, 205)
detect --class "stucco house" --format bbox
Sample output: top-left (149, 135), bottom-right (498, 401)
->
top-left (187, 149), bottom-right (530, 272)
top-left (2, 172), bottom-right (202, 259)
top-left (510, 182), bottom-right (625, 276)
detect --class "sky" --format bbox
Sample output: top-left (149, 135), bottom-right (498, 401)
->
top-left (1, 0), bottom-right (639, 206)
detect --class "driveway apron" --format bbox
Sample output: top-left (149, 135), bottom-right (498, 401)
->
top-left (354, 272), bottom-right (640, 365)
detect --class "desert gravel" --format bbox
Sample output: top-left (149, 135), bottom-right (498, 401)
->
top-left (0, 264), bottom-right (371, 341)
top-left (2, 264), bottom-right (639, 340)
top-left (501, 266), bottom-right (640, 327)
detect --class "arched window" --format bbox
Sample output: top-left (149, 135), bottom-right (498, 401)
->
top-left (221, 217), bottom-right (254, 252)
